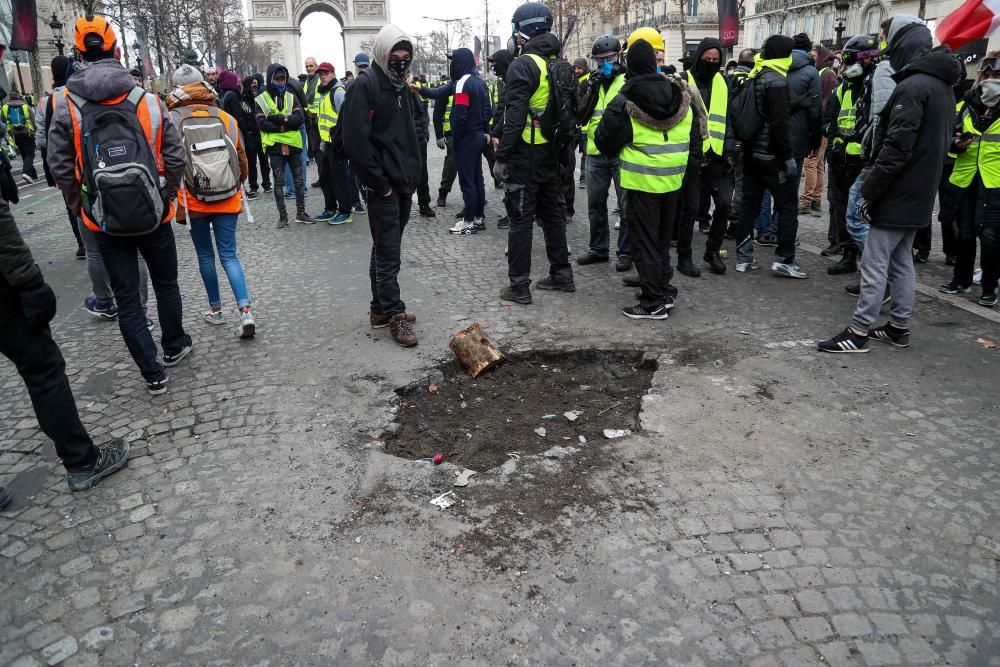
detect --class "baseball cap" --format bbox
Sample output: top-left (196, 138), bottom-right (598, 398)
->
top-left (316, 61), bottom-right (334, 72)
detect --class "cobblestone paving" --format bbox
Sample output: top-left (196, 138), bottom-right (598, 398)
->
top-left (1, 153), bottom-right (998, 665)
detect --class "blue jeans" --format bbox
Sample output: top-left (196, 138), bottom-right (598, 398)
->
top-left (846, 166), bottom-right (872, 253)
top-left (283, 127), bottom-right (310, 195)
top-left (188, 213), bottom-right (250, 309)
top-left (586, 153), bottom-right (630, 259)
top-left (754, 191), bottom-right (777, 236)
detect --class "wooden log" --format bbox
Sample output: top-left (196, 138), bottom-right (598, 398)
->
top-left (449, 323), bottom-right (505, 377)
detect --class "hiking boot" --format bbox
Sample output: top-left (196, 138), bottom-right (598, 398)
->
top-left (277, 213), bottom-right (289, 229)
top-left (820, 242), bottom-right (841, 257)
top-left (500, 285), bottom-right (532, 304)
top-left (827, 248), bottom-right (858, 275)
top-left (419, 204), bottom-right (437, 218)
top-left (371, 311), bottom-right (415, 329)
top-left (677, 256), bottom-right (701, 278)
top-left (576, 252), bottom-right (608, 265)
top-left (704, 251), bottom-right (727, 274)
top-left (239, 310), bottom-right (256, 338)
top-left (67, 438), bottom-right (129, 492)
top-left (0, 486), bottom-right (11, 511)
top-left (296, 211), bottom-right (318, 224)
top-left (817, 328), bottom-right (870, 354)
top-left (615, 256), bottom-right (633, 272)
top-left (162, 338), bottom-right (193, 367)
top-left (448, 220), bottom-right (477, 235)
top-left (497, 215), bottom-right (510, 229)
top-left (535, 276), bottom-right (575, 292)
top-left (622, 301), bottom-right (671, 320)
top-left (869, 321), bottom-right (910, 347)
top-left (84, 296), bottom-right (118, 320)
top-left (388, 313), bottom-right (418, 347)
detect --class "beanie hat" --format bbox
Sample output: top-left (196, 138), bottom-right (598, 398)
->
top-left (51, 55), bottom-right (73, 87)
top-left (172, 64), bottom-right (204, 87)
top-left (792, 33), bottom-right (812, 52)
top-left (217, 70), bottom-right (240, 92)
top-left (626, 39), bottom-right (657, 77)
top-left (573, 57), bottom-right (588, 70)
top-left (762, 35), bottom-right (795, 60)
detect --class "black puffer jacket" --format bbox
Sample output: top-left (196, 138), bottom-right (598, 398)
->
top-left (747, 35), bottom-right (794, 163)
top-left (497, 32), bottom-right (563, 164)
top-left (861, 25), bottom-right (962, 228)
top-left (786, 50), bottom-right (822, 159)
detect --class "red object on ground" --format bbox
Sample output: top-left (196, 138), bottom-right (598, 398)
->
top-left (433, 454), bottom-right (444, 465)
top-left (935, 0), bottom-right (1000, 50)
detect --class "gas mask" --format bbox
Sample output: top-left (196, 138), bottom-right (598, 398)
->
top-left (842, 63), bottom-right (864, 80)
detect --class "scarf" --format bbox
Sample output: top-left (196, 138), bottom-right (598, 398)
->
top-left (750, 54), bottom-right (792, 79)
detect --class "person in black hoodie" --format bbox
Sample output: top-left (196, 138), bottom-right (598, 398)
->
top-left (733, 35), bottom-right (805, 279)
top-left (495, 2), bottom-right (574, 305)
top-left (410, 75), bottom-right (434, 218)
top-left (340, 24), bottom-right (421, 347)
top-left (241, 74), bottom-right (271, 197)
top-left (595, 39), bottom-right (694, 319)
top-left (487, 49), bottom-right (514, 228)
top-left (819, 19), bottom-right (961, 353)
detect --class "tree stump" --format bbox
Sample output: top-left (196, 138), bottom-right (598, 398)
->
top-left (449, 323), bottom-right (505, 377)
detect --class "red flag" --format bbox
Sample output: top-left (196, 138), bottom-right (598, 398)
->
top-left (9, 0), bottom-right (39, 51)
top-left (935, 0), bottom-right (1000, 50)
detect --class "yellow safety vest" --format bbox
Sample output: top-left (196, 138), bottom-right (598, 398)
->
top-left (255, 91), bottom-right (304, 150)
top-left (441, 96), bottom-right (453, 134)
top-left (316, 84), bottom-right (344, 142)
top-left (687, 71), bottom-right (727, 155)
top-left (586, 73), bottom-right (626, 156)
top-left (619, 107), bottom-right (692, 193)
top-left (522, 53), bottom-right (550, 144)
top-left (305, 75), bottom-right (320, 115)
top-left (949, 105), bottom-right (1000, 189)
top-left (834, 85), bottom-right (861, 156)
top-left (947, 100), bottom-right (965, 160)
top-left (2, 102), bottom-right (34, 134)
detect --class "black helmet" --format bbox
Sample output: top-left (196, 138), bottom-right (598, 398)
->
top-left (592, 34), bottom-right (621, 58)
top-left (512, 2), bottom-right (553, 39)
top-left (841, 34), bottom-right (880, 64)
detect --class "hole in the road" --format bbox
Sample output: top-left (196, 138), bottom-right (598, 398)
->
top-left (384, 349), bottom-right (656, 472)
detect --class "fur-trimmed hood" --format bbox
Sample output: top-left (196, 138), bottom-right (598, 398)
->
top-left (622, 74), bottom-right (704, 138)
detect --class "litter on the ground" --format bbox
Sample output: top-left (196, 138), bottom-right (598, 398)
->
top-left (428, 383), bottom-right (439, 394)
top-left (430, 491), bottom-right (457, 509)
top-left (542, 414), bottom-right (556, 419)
top-left (564, 410), bottom-right (582, 421)
top-left (433, 453), bottom-right (444, 465)
top-left (976, 337), bottom-right (997, 349)
top-left (454, 469), bottom-right (477, 487)
top-left (534, 427), bottom-right (547, 437)
top-left (414, 458), bottom-right (435, 465)
top-left (603, 429), bottom-right (631, 439)
top-left (578, 435), bottom-right (587, 444)
top-left (506, 452), bottom-right (521, 459)
top-left (543, 446), bottom-right (579, 459)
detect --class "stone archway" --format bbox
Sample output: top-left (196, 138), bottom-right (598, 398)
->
top-left (249, 0), bottom-right (389, 73)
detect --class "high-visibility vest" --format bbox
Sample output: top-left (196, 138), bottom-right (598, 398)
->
top-left (414, 80), bottom-right (430, 109)
top-left (687, 71), bottom-right (727, 155)
top-left (947, 100), bottom-right (965, 160)
top-left (305, 75), bottom-right (321, 115)
top-left (578, 73), bottom-right (590, 85)
top-left (2, 102), bottom-right (35, 134)
top-left (834, 84), bottom-right (861, 156)
top-left (522, 53), bottom-right (550, 144)
top-left (619, 107), bottom-right (692, 193)
top-left (950, 104), bottom-right (1000, 189)
top-left (586, 72), bottom-right (626, 155)
top-left (255, 91), bottom-right (303, 150)
top-left (316, 84), bottom-right (345, 142)
top-left (442, 96), bottom-right (453, 134)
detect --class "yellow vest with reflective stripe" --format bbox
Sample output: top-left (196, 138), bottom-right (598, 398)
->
top-left (441, 96), bottom-right (454, 134)
top-left (949, 106), bottom-right (1000, 189)
top-left (522, 53), bottom-right (550, 144)
top-left (947, 100), bottom-right (965, 160)
top-left (316, 85), bottom-right (344, 142)
top-left (255, 91), bottom-right (303, 149)
top-left (834, 85), bottom-right (861, 156)
top-left (586, 73), bottom-right (626, 155)
top-left (687, 71), bottom-right (727, 155)
top-left (306, 76), bottom-right (321, 115)
top-left (619, 107), bottom-right (692, 193)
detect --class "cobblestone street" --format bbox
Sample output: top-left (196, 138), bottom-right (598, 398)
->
top-left (1, 150), bottom-right (998, 666)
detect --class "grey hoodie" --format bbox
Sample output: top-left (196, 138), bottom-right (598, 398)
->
top-left (47, 60), bottom-right (186, 218)
top-left (373, 24), bottom-right (413, 89)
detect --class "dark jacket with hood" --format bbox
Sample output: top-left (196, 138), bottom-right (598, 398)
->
top-left (411, 87), bottom-right (430, 143)
top-left (445, 48), bottom-right (491, 142)
top-left (786, 49), bottom-right (822, 159)
top-left (340, 25), bottom-right (420, 195)
top-left (489, 49), bottom-right (515, 138)
top-left (822, 67), bottom-right (871, 165)
top-left (748, 35), bottom-right (795, 163)
top-left (687, 37), bottom-right (733, 159)
top-left (240, 74), bottom-right (265, 136)
top-left (497, 31), bottom-right (563, 164)
top-left (218, 70), bottom-right (243, 128)
top-left (0, 196), bottom-right (43, 290)
top-left (254, 64), bottom-right (305, 155)
top-left (814, 46), bottom-right (839, 103)
top-left (419, 81), bottom-right (455, 140)
top-left (860, 18), bottom-right (962, 228)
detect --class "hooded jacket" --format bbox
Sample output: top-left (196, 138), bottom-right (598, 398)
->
top-left (166, 82), bottom-right (248, 221)
top-left (47, 59), bottom-right (186, 222)
top-left (339, 24), bottom-right (420, 195)
top-left (746, 35), bottom-right (795, 162)
top-left (446, 48), bottom-right (491, 142)
top-left (814, 45), bottom-right (839, 103)
top-left (860, 22), bottom-right (962, 229)
top-left (34, 56), bottom-right (73, 152)
top-left (0, 196), bottom-right (43, 290)
top-left (497, 32), bottom-right (563, 164)
top-left (217, 70), bottom-right (243, 130)
top-left (241, 74), bottom-right (265, 135)
top-left (254, 63), bottom-right (305, 155)
top-left (690, 37), bottom-right (724, 103)
top-left (488, 50), bottom-right (515, 136)
top-left (786, 49), bottom-right (822, 159)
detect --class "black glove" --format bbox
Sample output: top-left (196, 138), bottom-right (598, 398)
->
top-left (19, 282), bottom-right (57, 331)
top-left (268, 114), bottom-right (285, 124)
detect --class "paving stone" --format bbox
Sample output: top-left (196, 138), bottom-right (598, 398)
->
top-left (789, 616), bottom-right (834, 642)
top-left (856, 641), bottom-right (903, 666)
top-left (729, 553), bottom-right (763, 572)
top-left (58, 556), bottom-right (94, 578)
top-left (158, 606), bottom-right (199, 633)
top-left (41, 636), bottom-right (77, 665)
top-left (751, 619), bottom-right (795, 649)
top-left (78, 627), bottom-right (113, 650)
top-left (868, 612), bottom-right (908, 636)
top-left (108, 593), bottom-right (145, 620)
top-left (831, 613), bottom-right (875, 637)
top-left (128, 505), bottom-right (155, 523)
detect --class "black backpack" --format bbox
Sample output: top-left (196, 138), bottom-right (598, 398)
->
top-left (68, 87), bottom-right (164, 236)
top-left (729, 73), bottom-right (763, 143)
top-left (538, 57), bottom-right (579, 149)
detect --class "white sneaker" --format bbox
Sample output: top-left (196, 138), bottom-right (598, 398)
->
top-left (204, 309), bottom-right (225, 325)
top-left (20, 173), bottom-right (34, 184)
top-left (238, 310), bottom-right (256, 338)
top-left (448, 220), bottom-right (477, 235)
top-left (771, 261), bottom-right (809, 279)
top-left (974, 268), bottom-right (982, 285)
top-left (472, 217), bottom-right (486, 232)
top-left (735, 259), bottom-right (759, 273)
top-left (614, 220), bottom-right (620, 230)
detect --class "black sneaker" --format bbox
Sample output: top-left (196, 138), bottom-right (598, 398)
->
top-left (535, 276), bottom-right (576, 292)
top-left (576, 252), bottom-right (609, 265)
top-left (147, 375), bottom-right (168, 395)
top-left (0, 486), bottom-right (11, 511)
top-left (677, 256), bottom-right (701, 278)
top-left (67, 438), bottom-right (129, 492)
top-left (980, 290), bottom-right (998, 307)
top-left (436, 195), bottom-right (447, 208)
top-left (704, 251), bottom-right (727, 274)
top-left (418, 205), bottom-right (436, 218)
top-left (500, 286), bottom-right (532, 304)
top-left (869, 322), bottom-right (910, 347)
top-left (615, 257), bottom-right (633, 272)
top-left (913, 250), bottom-right (929, 263)
top-left (622, 302), bottom-right (671, 320)
top-left (820, 242), bottom-right (840, 257)
top-left (246, 190), bottom-right (259, 201)
top-left (262, 185), bottom-right (273, 193)
top-left (817, 328), bottom-right (870, 353)
top-left (622, 275), bottom-right (640, 287)
top-left (755, 233), bottom-right (778, 247)
top-left (497, 215), bottom-right (510, 229)
top-left (939, 281), bottom-right (971, 294)
top-left (277, 214), bottom-right (289, 229)
top-left (845, 283), bottom-right (861, 297)
top-left (163, 339), bottom-right (193, 367)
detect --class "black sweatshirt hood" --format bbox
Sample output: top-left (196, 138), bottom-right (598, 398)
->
top-left (622, 73), bottom-right (679, 120)
top-left (490, 49), bottom-right (515, 79)
top-left (449, 47), bottom-right (476, 80)
top-left (522, 32), bottom-right (561, 60)
top-left (691, 37), bottom-right (724, 83)
top-left (886, 16), bottom-right (932, 73)
top-left (265, 64), bottom-right (290, 96)
top-left (896, 45), bottom-right (962, 87)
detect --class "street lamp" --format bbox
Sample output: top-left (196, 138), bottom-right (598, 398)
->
top-left (133, 41), bottom-right (144, 78)
top-left (422, 15), bottom-right (471, 55)
top-left (49, 13), bottom-right (65, 55)
top-left (834, 0), bottom-right (850, 49)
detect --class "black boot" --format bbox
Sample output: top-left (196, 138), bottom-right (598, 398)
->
top-left (703, 250), bottom-right (727, 274)
top-left (419, 204), bottom-right (437, 218)
top-left (827, 247), bottom-right (858, 275)
top-left (436, 191), bottom-right (447, 207)
top-left (820, 242), bottom-right (841, 257)
top-left (677, 256), bottom-right (701, 278)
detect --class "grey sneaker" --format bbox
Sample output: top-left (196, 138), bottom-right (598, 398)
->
top-left (239, 310), bottom-right (256, 338)
top-left (67, 438), bottom-right (129, 492)
top-left (771, 261), bottom-right (808, 279)
top-left (735, 259), bottom-right (760, 273)
top-left (296, 211), bottom-right (318, 224)
top-left (204, 309), bottom-right (225, 325)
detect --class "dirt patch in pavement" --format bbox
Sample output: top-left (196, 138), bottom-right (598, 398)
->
top-left (384, 350), bottom-right (656, 472)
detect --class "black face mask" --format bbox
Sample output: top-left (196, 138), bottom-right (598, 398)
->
top-left (388, 58), bottom-right (411, 76)
top-left (694, 59), bottom-right (721, 80)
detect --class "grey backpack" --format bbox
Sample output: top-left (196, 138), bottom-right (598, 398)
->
top-left (171, 106), bottom-right (240, 202)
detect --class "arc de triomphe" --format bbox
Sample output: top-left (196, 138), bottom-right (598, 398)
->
top-left (248, 0), bottom-right (389, 73)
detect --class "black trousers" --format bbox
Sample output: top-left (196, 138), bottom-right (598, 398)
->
top-left (439, 138), bottom-right (457, 196)
top-left (368, 191), bottom-right (413, 316)
top-left (504, 152), bottom-right (573, 289)
top-left (243, 132), bottom-right (271, 191)
top-left (828, 161), bottom-right (863, 247)
top-left (560, 142), bottom-right (576, 217)
top-left (678, 154), bottom-right (731, 257)
top-left (628, 189), bottom-right (681, 308)
top-left (0, 288), bottom-right (97, 469)
top-left (417, 140), bottom-right (431, 208)
top-left (953, 177), bottom-right (1000, 293)
top-left (14, 133), bottom-right (37, 179)
top-left (736, 155), bottom-right (799, 263)
top-left (319, 143), bottom-right (352, 214)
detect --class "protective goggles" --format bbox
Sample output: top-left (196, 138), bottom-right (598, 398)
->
top-left (979, 57), bottom-right (999, 72)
